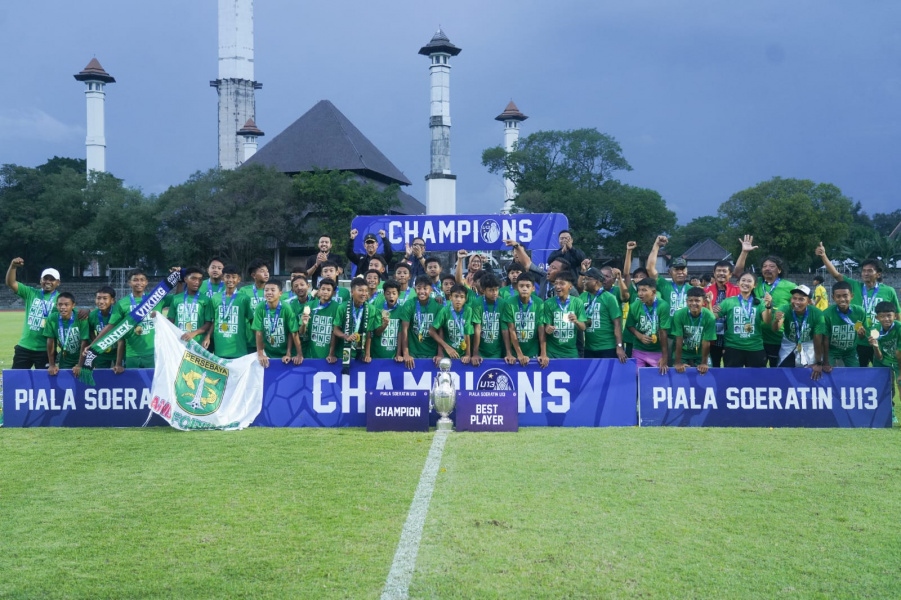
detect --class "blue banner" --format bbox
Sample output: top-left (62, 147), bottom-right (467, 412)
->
top-left (638, 367), bottom-right (893, 428)
top-left (350, 213), bottom-right (569, 253)
top-left (2, 359), bottom-right (637, 428)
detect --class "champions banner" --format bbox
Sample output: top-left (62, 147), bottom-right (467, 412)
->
top-left (638, 367), bottom-right (894, 428)
top-left (2, 358), bottom-right (637, 428)
top-left (148, 315), bottom-right (264, 431)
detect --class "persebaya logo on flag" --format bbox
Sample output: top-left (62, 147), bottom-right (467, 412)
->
top-left (175, 353), bottom-right (229, 416)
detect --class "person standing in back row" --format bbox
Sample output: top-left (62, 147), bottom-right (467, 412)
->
top-left (6, 257), bottom-right (61, 369)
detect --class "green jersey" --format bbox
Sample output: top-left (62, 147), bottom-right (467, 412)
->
top-left (776, 305), bottom-right (826, 344)
top-left (580, 289), bottom-right (622, 351)
top-left (14, 284), bottom-right (59, 351)
top-left (754, 278), bottom-right (796, 346)
top-left (873, 321), bottom-right (901, 372)
top-left (400, 298), bottom-right (444, 358)
top-left (326, 286), bottom-right (351, 305)
top-left (304, 300), bottom-right (343, 359)
top-left (500, 296), bottom-right (544, 358)
top-left (287, 296), bottom-right (312, 350)
top-left (671, 307), bottom-right (717, 361)
top-left (88, 308), bottom-right (118, 366)
top-left (210, 291), bottom-right (253, 358)
top-left (43, 312), bottom-right (89, 369)
top-left (368, 301), bottom-right (404, 359)
top-left (625, 298), bottom-right (672, 353)
top-left (111, 293), bottom-right (163, 358)
top-left (717, 296), bottom-right (765, 351)
top-left (168, 292), bottom-right (213, 333)
top-left (542, 295), bottom-right (587, 359)
top-left (844, 278), bottom-right (901, 347)
top-left (199, 279), bottom-right (226, 299)
top-left (474, 297), bottom-right (506, 359)
top-left (251, 301), bottom-right (297, 359)
top-left (238, 284), bottom-right (268, 311)
top-left (333, 302), bottom-right (372, 358)
top-left (656, 276), bottom-right (690, 316)
top-left (434, 304), bottom-right (477, 356)
top-left (822, 305), bottom-right (867, 352)
top-left (501, 285), bottom-right (540, 303)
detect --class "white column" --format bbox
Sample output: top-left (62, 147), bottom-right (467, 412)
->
top-left (502, 120), bottom-right (520, 212)
top-left (219, 0), bottom-right (254, 81)
top-left (84, 82), bottom-right (107, 173)
top-left (242, 136), bottom-right (258, 161)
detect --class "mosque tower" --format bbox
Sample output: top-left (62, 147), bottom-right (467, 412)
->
top-left (418, 29), bottom-right (461, 215)
top-left (211, 0), bottom-right (262, 170)
top-left (74, 59), bottom-right (115, 175)
top-left (237, 118), bottom-right (264, 162)
top-left (495, 101), bottom-right (528, 213)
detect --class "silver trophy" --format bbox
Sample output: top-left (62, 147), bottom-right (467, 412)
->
top-left (430, 357), bottom-right (456, 431)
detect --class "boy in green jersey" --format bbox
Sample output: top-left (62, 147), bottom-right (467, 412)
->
top-left (580, 268), bottom-right (627, 361)
top-left (391, 263), bottom-right (415, 306)
top-left (331, 278), bottom-right (371, 365)
top-left (239, 258), bottom-right (271, 311)
top-left (625, 278), bottom-right (672, 374)
top-left (471, 273), bottom-right (506, 365)
top-left (868, 301), bottom-right (901, 421)
top-left (203, 265), bottom-right (253, 359)
top-left (287, 274), bottom-right (312, 351)
top-left (400, 276), bottom-right (446, 367)
top-left (6, 258), bottom-right (61, 369)
top-left (86, 286), bottom-right (120, 370)
top-left (168, 267), bottom-right (212, 342)
top-left (199, 257), bottom-right (225, 298)
top-left (502, 273), bottom-right (547, 367)
top-left (106, 269), bottom-right (159, 369)
top-left (542, 271), bottom-right (587, 359)
top-left (365, 279), bottom-right (405, 362)
top-left (817, 244), bottom-right (901, 366)
top-left (822, 281), bottom-right (868, 368)
top-left (432, 284), bottom-right (478, 364)
top-left (317, 261), bottom-right (351, 305)
top-left (364, 269), bottom-right (382, 304)
top-left (252, 280), bottom-right (300, 367)
top-left (43, 292), bottom-right (89, 376)
top-left (769, 285), bottom-right (826, 379)
top-left (425, 257), bottom-right (445, 304)
top-left (439, 273), bottom-right (455, 303)
top-left (672, 287), bottom-right (717, 374)
top-left (301, 278), bottom-right (343, 361)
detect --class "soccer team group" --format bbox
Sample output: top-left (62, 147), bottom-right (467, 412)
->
top-left (5, 229), bottom-right (901, 391)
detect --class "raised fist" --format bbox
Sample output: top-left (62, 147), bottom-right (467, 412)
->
top-left (655, 235), bottom-right (669, 247)
top-left (350, 229), bottom-right (359, 240)
top-left (10, 257), bottom-right (24, 267)
top-left (626, 241), bottom-right (637, 251)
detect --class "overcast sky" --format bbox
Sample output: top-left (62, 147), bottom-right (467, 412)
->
top-left (1, 0), bottom-right (898, 224)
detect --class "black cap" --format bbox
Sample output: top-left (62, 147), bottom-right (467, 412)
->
top-left (364, 234), bottom-right (378, 243)
top-left (584, 267), bottom-right (605, 280)
top-left (670, 257), bottom-right (688, 268)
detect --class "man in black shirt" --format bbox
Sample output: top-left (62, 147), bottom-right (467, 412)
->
top-left (347, 229), bottom-right (394, 276)
top-left (305, 235), bottom-right (343, 285)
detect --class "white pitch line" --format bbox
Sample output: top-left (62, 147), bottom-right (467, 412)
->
top-left (381, 429), bottom-right (449, 600)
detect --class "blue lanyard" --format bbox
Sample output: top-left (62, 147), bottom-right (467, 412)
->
top-left (96, 310), bottom-right (109, 329)
top-left (792, 308), bottom-right (808, 343)
top-left (739, 295), bottom-right (754, 322)
top-left (836, 307), bottom-right (855, 327)
top-left (41, 290), bottom-right (57, 317)
top-left (765, 278), bottom-right (781, 295)
top-left (352, 303), bottom-right (365, 332)
top-left (642, 299), bottom-right (658, 330)
top-left (862, 283), bottom-right (879, 313)
top-left (586, 289), bottom-right (604, 313)
top-left (483, 297), bottom-right (498, 315)
top-left (450, 306), bottom-right (465, 338)
top-left (183, 292), bottom-right (199, 320)
top-left (313, 300), bottom-right (330, 313)
top-left (206, 280), bottom-right (223, 298)
top-left (222, 291), bottom-right (237, 316)
top-left (265, 302), bottom-right (282, 340)
top-left (58, 314), bottom-right (75, 349)
top-left (384, 301), bottom-right (398, 312)
top-left (400, 288), bottom-right (411, 304)
top-left (518, 298), bottom-right (532, 329)
top-left (878, 323), bottom-right (895, 339)
top-left (556, 296), bottom-right (571, 312)
top-left (416, 300), bottom-right (428, 332)
top-left (671, 282), bottom-right (687, 306)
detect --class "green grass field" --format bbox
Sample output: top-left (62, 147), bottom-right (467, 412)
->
top-left (2, 311), bottom-right (901, 598)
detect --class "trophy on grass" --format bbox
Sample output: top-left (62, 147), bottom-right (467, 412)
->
top-left (430, 358), bottom-right (456, 431)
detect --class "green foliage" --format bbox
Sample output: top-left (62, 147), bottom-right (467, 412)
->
top-left (717, 177), bottom-right (855, 270)
top-left (838, 229), bottom-right (901, 267)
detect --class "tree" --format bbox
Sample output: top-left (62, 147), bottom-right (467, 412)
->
top-left (838, 230), bottom-right (901, 268)
top-left (666, 216), bottom-right (728, 257)
top-left (717, 177), bottom-right (855, 270)
top-left (872, 209), bottom-right (901, 238)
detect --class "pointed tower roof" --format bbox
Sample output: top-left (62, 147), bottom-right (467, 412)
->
top-left (74, 58), bottom-right (115, 83)
top-left (243, 100), bottom-right (412, 186)
top-left (495, 100), bottom-right (528, 122)
top-left (237, 118), bottom-right (265, 137)
top-left (418, 28), bottom-right (462, 56)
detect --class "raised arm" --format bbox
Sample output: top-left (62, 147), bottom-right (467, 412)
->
top-left (506, 240), bottom-right (532, 271)
top-left (455, 250), bottom-right (466, 284)
top-left (732, 235), bottom-right (757, 279)
top-left (815, 242), bottom-right (844, 282)
top-left (622, 242), bottom-right (636, 291)
top-left (6, 257), bottom-right (23, 293)
top-left (646, 236), bottom-right (668, 280)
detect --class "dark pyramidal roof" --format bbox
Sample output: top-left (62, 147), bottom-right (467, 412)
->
top-left (244, 100), bottom-right (412, 186)
top-left (495, 100), bottom-right (527, 122)
top-left (682, 238), bottom-right (732, 261)
top-left (418, 28), bottom-right (462, 56)
top-left (237, 118), bottom-right (264, 137)
top-left (74, 58), bottom-right (115, 83)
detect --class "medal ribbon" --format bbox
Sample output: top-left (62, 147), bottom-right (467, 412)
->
top-left (183, 291), bottom-right (199, 326)
top-left (642, 299), bottom-right (658, 334)
top-left (586, 289), bottom-right (605, 314)
top-left (862, 283), bottom-right (879, 314)
top-left (765, 277), bottom-right (781, 296)
top-left (207, 280), bottom-right (223, 298)
top-left (450, 306), bottom-right (465, 345)
top-left (518, 298), bottom-right (533, 338)
top-left (41, 290), bottom-right (58, 318)
top-left (687, 311), bottom-right (702, 350)
top-left (265, 302), bottom-right (282, 342)
top-left (58, 314), bottom-right (75, 352)
top-left (483, 297), bottom-right (498, 341)
top-left (836, 307), bottom-right (855, 327)
top-left (352, 303), bottom-right (365, 334)
top-left (671, 282), bottom-right (687, 307)
top-left (739, 295), bottom-right (754, 324)
top-left (792, 308), bottom-right (809, 344)
top-left (879, 323), bottom-right (895, 339)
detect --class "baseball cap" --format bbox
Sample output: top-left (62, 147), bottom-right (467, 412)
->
top-left (670, 257), bottom-right (688, 268)
top-left (790, 285), bottom-right (811, 297)
top-left (41, 268), bottom-right (61, 281)
top-left (584, 267), bottom-right (605, 280)
top-left (364, 234), bottom-right (378, 243)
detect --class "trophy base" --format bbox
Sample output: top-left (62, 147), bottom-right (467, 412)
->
top-left (436, 417), bottom-right (454, 431)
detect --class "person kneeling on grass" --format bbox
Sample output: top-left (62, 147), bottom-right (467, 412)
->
top-left (44, 292), bottom-right (89, 378)
top-left (625, 278), bottom-right (671, 374)
top-left (767, 284), bottom-right (826, 380)
top-left (252, 280), bottom-right (300, 368)
top-left (672, 287), bottom-right (717, 374)
top-left (868, 301), bottom-right (901, 424)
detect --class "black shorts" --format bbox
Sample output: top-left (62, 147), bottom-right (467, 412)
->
top-left (584, 348), bottom-right (619, 359)
top-left (12, 345), bottom-right (49, 370)
top-left (723, 347), bottom-right (767, 368)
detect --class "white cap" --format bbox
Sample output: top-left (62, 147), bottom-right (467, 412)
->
top-left (41, 268), bottom-right (61, 281)
top-left (790, 284), bottom-right (811, 298)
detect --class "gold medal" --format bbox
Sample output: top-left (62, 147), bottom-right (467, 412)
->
top-left (744, 323), bottom-right (752, 333)
top-left (795, 343), bottom-right (801, 353)
top-left (382, 310), bottom-right (390, 319)
top-left (651, 334), bottom-right (658, 344)
top-left (418, 333), bottom-right (423, 342)
top-left (303, 306), bottom-right (311, 316)
top-left (220, 323), bottom-right (229, 332)
top-left (41, 318), bottom-right (46, 327)
top-left (269, 336), bottom-right (275, 345)
top-left (461, 340), bottom-right (467, 351)
top-left (855, 321), bottom-right (864, 333)
top-left (61, 351), bottom-right (67, 359)
top-left (105, 346), bottom-right (112, 353)
top-left (520, 330), bottom-right (526, 341)
top-left (134, 326), bottom-right (143, 335)
top-left (186, 323), bottom-right (194, 332)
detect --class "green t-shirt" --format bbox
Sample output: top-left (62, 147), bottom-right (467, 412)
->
top-left (238, 284), bottom-right (268, 312)
top-left (580, 289), bottom-right (622, 351)
top-left (542, 295), bottom-right (587, 358)
top-left (42, 312), bottom-right (89, 368)
top-left (434, 304), bottom-right (477, 356)
top-left (199, 279), bottom-right (226, 299)
top-left (400, 298), bottom-right (444, 358)
top-left (368, 301), bottom-right (404, 359)
top-left (873, 321), bottom-right (901, 371)
top-left (656, 276), bottom-right (690, 316)
top-left (754, 278), bottom-right (796, 346)
top-left (501, 285), bottom-right (540, 303)
top-left (325, 286), bottom-right (351, 305)
top-left (500, 297), bottom-right (544, 358)
top-left (776, 305), bottom-right (826, 344)
top-left (287, 297), bottom-right (312, 349)
top-left (822, 305), bottom-right (868, 352)
top-left (625, 298), bottom-right (672, 353)
top-left (474, 297), bottom-right (506, 359)
top-left (671, 307), bottom-right (718, 361)
top-left (844, 278), bottom-right (901, 347)
top-left (251, 301), bottom-right (297, 359)
top-left (333, 302), bottom-right (372, 358)
top-left (718, 296), bottom-right (765, 351)
top-left (15, 285), bottom-right (59, 351)
top-left (210, 291), bottom-right (253, 358)
top-left (168, 292), bottom-right (213, 333)
top-left (88, 308), bottom-right (118, 362)
top-left (303, 300), bottom-right (343, 359)
top-left (111, 294), bottom-right (162, 358)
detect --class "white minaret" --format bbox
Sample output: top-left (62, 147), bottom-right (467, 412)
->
top-left (495, 101), bottom-right (528, 213)
top-left (237, 118), bottom-right (264, 163)
top-left (211, 0), bottom-right (262, 170)
top-left (74, 59), bottom-right (115, 175)
top-left (419, 29), bottom-right (461, 215)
